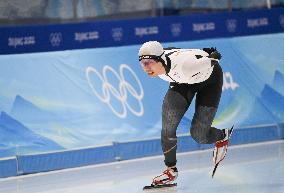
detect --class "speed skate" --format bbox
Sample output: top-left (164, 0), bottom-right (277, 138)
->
top-left (143, 167), bottom-right (178, 190)
top-left (212, 125), bottom-right (234, 178)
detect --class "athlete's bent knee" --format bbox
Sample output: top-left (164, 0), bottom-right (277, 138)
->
top-left (190, 124), bottom-right (209, 144)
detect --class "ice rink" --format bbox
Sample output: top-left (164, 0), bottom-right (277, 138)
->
top-left (0, 140), bottom-right (283, 193)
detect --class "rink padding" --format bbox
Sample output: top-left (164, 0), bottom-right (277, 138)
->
top-left (279, 123), bottom-right (284, 139)
top-left (4, 124), bottom-right (280, 176)
top-left (0, 157), bottom-right (17, 178)
top-left (16, 145), bottom-right (115, 174)
top-left (113, 139), bottom-right (162, 161)
top-left (0, 124), bottom-right (282, 177)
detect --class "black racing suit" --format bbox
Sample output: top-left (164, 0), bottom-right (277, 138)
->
top-left (159, 48), bottom-right (225, 167)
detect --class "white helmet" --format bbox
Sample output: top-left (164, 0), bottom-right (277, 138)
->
top-left (138, 41), bottom-right (164, 60)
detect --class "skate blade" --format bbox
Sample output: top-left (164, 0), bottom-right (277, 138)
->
top-left (212, 125), bottom-right (234, 178)
top-left (229, 125), bottom-right (234, 139)
top-left (211, 162), bottom-right (219, 178)
top-left (143, 183), bottom-right (177, 190)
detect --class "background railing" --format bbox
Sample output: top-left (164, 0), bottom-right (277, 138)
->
top-left (0, 0), bottom-right (284, 25)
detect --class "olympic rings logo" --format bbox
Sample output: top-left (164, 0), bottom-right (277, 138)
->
top-left (86, 64), bottom-right (144, 118)
top-left (49, 33), bottom-right (62, 47)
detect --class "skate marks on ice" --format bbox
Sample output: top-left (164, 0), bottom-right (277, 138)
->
top-left (143, 188), bottom-right (177, 193)
top-left (143, 184), bottom-right (177, 193)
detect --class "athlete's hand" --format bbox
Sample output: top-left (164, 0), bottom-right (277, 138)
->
top-left (203, 47), bottom-right (222, 60)
top-left (208, 51), bottom-right (222, 60)
top-left (203, 47), bottom-right (216, 54)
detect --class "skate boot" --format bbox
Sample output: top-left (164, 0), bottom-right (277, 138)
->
top-left (212, 126), bottom-right (234, 177)
top-left (152, 167), bottom-right (178, 186)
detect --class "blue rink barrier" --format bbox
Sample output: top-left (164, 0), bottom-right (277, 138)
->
top-left (0, 157), bottom-right (17, 178)
top-left (280, 123), bottom-right (284, 138)
top-left (113, 139), bottom-right (162, 161)
top-left (16, 145), bottom-right (115, 174)
top-left (0, 125), bottom-right (283, 177)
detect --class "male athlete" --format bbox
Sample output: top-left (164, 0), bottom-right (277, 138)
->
top-left (138, 41), bottom-right (233, 187)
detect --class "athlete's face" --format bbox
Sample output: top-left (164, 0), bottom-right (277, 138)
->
top-left (140, 59), bottom-right (166, 77)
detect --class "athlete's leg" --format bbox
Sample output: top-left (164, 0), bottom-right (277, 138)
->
top-left (190, 105), bottom-right (224, 144)
top-left (162, 84), bottom-right (195, 167)
top-left (190, 63), bottom-right (225, 144)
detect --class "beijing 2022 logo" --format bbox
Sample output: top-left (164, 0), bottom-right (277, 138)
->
top-left (86, 64), bottom-right (144, 118)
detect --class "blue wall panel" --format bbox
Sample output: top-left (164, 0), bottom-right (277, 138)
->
top-left (0, 157), bottom-right (17, 178)
top-left (114, 140), bottom-right (162, 161)
top-left (17, 145), bottom-right (115, 174)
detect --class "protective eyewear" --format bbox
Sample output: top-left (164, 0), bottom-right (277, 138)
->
top-left (139, 59), bottom-right (156, 67)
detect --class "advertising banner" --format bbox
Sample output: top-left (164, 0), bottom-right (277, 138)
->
top-left (0, 8), bottom-right (284, 55)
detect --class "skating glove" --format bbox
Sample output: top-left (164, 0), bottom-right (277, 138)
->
top-left (203, 47), bottom-right (222, 60)
top-left (203, 47), bottom-right (216, 54)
